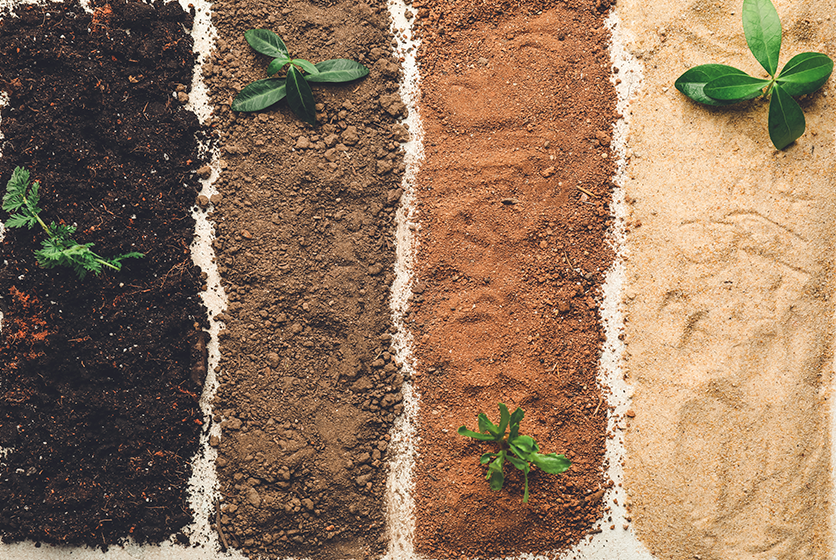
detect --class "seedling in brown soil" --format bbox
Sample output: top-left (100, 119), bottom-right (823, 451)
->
top-left (3, 167), bottom-right (144, 279)
top-left (675, 0), bottom-right (833, 149)
top-left (232, 29), bottom-right (369, 124)
top-left (458, 403), bottom-right (571, 503)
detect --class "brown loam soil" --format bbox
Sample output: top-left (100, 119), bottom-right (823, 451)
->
top-left (409, 0), bottom-right (619, 556)
top-left (203, 0), bottom-right (407, 558)
top-left (0, 0), bottom-right (210, 548)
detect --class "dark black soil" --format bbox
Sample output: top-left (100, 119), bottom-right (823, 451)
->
top-left (0, 0), bottom-right (211, 548)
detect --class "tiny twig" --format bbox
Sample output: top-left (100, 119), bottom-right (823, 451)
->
top-left (214, 499), bottom-right (228, 552)
top-left (593, 397), bottom-right (603, 417)
top-left (563, 250), bottom-right (574, 269)
top-left (576, 185), bottom-right (597, 198)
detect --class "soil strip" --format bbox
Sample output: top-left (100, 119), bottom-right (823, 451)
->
top-left (409, 0), bottom-right (619, 556)
top-left (619, 0), bottom-right (836, 558)
top-left (0, 0), bottom-right (210, 548)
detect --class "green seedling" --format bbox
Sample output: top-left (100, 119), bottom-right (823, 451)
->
top-left (3, 167), bottom-right (144, 279)
top-left (674, 0), bottom-right (833, 149)
top-left (232, 29), bottom-right (369, 124)
top-left (458, 403), bottom-right (570, 503)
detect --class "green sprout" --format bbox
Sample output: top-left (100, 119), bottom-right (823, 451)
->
top-left (2, 167), bottom-right (144, 279)
top-left (674, 0), bottom-right (833, 149)
top-left (232, 29), bottom-right (369, 124)
top-left (458, 403), bottom-right (571, 503)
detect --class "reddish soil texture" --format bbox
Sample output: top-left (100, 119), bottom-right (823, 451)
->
top-left (409, 0), bottom-right (618, 556)
top-left (0, 0), bottom-right (210, 548)
top-left (203, 0), bottom-right (406, 558)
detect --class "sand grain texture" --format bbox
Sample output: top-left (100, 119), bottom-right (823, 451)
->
top-left (619, 1), bottom-right (836, 558)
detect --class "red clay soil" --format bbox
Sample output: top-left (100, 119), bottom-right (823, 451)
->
top-left (409, 0), bottom-right (618, 556)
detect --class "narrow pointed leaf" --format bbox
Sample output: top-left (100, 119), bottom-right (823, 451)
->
top-left (509, 406), bottom-right (525, 426)
top-left (497, 403), bottom-right (510, 437)
top-left (531, 452), bottom-right (572, 474)
top-left (505, 454), bottom-right (529, 473)
top-left (286, 65), bottom-right (317, 125)
top-left (291, 58), bottom-right (320, 75)
top-left (776, 52), bottom-right (833, 96)
top-left (742, 0), bottom-right (782, 76)
top-left (486, 452), bottom-right (505, 491)
top-left (477, 412), bottom-right (500, 438)
top-left (458, 426), bottom-right (497, 441)
top-left (232, 78), bottom-right (287, 112)
top-left (703, 74), bottom-right (770, 101)
top-left (266, 57), bottom-right (291, 76)
top-left (768, 82), bottom-right (805, 150)
top-left (244, 29), bottom-right (289, 58)
top-left (675, 64), bottom-right (759, 106)
top-left (306, 59), bottom-right (370, 83)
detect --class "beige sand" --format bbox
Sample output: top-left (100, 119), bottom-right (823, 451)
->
top-left (618, 1), bottom-right (836, 558)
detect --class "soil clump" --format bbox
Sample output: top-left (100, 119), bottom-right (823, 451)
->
top-left (0, 0), bottom-right (209, 548)
top-left (202, 0), bottom-right (406, 557)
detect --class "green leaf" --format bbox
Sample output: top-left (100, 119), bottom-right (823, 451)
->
top-left (244, 29), bottom-right (289, 58)
top-left (776, 52), bottom-right (833, 96)
top-left (509, 407), bottom-right (524, 426)
top-left (108, 252), bottom-right (144, 269)
top-left (291, 58), bottom-right (320, 75)
top-left (742, 0), bottom-right (782, 76)
top-left (505, 453), bottom-right (529, 473)
top-left (768, 82), bottom-right (805, 150)
top-left (306, 59), bottom-right (370, 83)
top-left (458, 426), bottom-right (497, 441)
top-left (486, 452), bottom-right (505, 491)
top-left (675, 64), bottom-right (758, 106)
top-left (531, 453), bottom-right (571, 474)
top-left (480, 452), bottom-right (498, 464)
top-left (266, 57), bottom-right (291, 76)
top-left (286, 65), bottom-right (317, 125)
top-left (3, 167), bottom-right (30, 212)
top-left (232, 78), bottom-right (287, 112)
top-left (497, 403), bottom-right (510, 437)
top-left (477, 412), bottom-right (500, 438)
top-left (703, 73), bottom-right (771, 101)
top-left (509, 434), bottom-right (539, 460)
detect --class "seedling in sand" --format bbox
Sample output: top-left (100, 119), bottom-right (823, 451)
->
top-left (458, 403), bottom-right (571, 503)
top-left (675, 0), bottom-right (833, 149)
top-left (3, 167), bottom-right (144, 279)
top-left (232, 29), bottom-right (369, 124)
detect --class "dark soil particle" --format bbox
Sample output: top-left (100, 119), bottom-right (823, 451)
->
top-left (203, 0), bottom-right (406, 557)
top-left (0, 0), bottom-right (210, 548)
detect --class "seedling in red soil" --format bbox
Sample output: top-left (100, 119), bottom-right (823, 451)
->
top-left (675, 0), bottom-right (833, 150)
top-left (458, 403), bottom-right (571, 503)
top-left (3, 167), bottom-right (144, 279)
top-left (232, 29), bottom-right (369, 124)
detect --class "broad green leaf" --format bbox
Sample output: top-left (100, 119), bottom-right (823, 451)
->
top-left (742, 0), bottom-right (782, 76)
top-left (306, 59), bottom-right (370, 83)
top-left (480, 452), bottom-right (498, 464)
top-left (497, 403), bottom-right (510, 437)
top-left (232, 78), bottom-right (287, 112)
top-left (531, 453), bottom-right (571, 474)
top-left (286, 65), bottom-right (317, 124)
top-left (768, 82), bottom-right (805, 150)
top-left (458, 426), bottom-right (497, 441)
top-left (266, 57), bottom-right (291, 76)
top-left (777, 52), bottom-right (833, 96)
top-left (675, 64), bottom-right (758, 106)
top-left (703, 73), bottom-right (770, 101)
top-left (477, 412), bottom-right (500, 438)
top-left (291, 58), bottom-right (320, 75)
top-left (244, 29), bottom-right (289, 58)
top-left (486, 452), bottom-right (505, 491)
top-left (509, 406), bottom-right (525, 426)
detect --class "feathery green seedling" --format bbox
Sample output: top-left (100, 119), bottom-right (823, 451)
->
top-left (675, 0), bottom-right (833, 149)
top-left (232, 29), bottom-right (369, 124)
top-left (458, 403), bottom-right (571, 503)
top-left (3, 167), bottom-right (143, 279)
